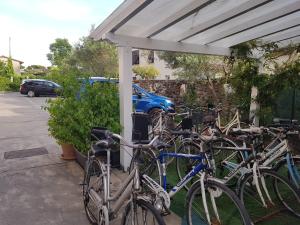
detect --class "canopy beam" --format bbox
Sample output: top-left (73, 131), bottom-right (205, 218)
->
top-left (104, 32), bottom-right (231, 56)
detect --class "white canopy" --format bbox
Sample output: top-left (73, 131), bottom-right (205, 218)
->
top-left (91, 0), bottom-right (300, 55)
top-left (90, 0), bottom-right (300, 170)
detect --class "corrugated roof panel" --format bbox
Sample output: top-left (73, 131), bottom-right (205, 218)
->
top-left (115, 0), bottom-right (196, 37)
top-left (183, 0), bottom-right (300, 45)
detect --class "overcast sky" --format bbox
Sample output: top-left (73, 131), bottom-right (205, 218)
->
top-left (0, 0), bottom-right (123, 66)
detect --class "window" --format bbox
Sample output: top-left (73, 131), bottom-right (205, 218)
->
top-left (36, 81), bottom-right (44, 85)
top-left (47, 82), bottom-right (55, 87)
top-left (133, 86), bottom-right (146, 97)
top-left (132, 50), bottom-right (139, 65)
top-left (132, 86), bottom-right (139, 95)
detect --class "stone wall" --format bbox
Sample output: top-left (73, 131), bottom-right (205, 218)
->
top-left (136, 80), bottom-right (224, 104)
top-left (135, 79), bottom-right (236, 120)
top-left (135, 80), bottom-right (300, 152)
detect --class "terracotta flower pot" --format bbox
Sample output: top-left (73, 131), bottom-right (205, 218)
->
top-left (60, 143), bottom-right (76, 160)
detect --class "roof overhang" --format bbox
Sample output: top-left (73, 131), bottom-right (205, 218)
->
top-left (91, 0), bottom-right (300, 56)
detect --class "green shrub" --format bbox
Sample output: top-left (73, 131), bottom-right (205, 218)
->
top-left (132, 65), bottom-right (159, 80)
top-left (70, 82), bottom-right (121, 152)
top-left (46, 97), bottom-right (76, 145)
top-left (45, 76), bottom-right (121, 154)
top-left (0, 77), bottom-right (10, 91)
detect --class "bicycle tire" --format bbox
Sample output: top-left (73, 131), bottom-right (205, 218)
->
top-left (159, 130), bottom-right (177, 165)
top-left (273, 156), bottom-right (300, 188)
top-left (186, 179), bottom-right (252, 225)
top-left (210, 138), bottom-right (244, 186)
top-left (83, 159), bottom-right (107, 225)
top-left (121, 198), bottom-right (166, 225)
top-left (129, 148), bottom-right (162, 186)
top-left (176, 141), bottom-right (203, 191)
top-left (238, 169), bottom-right (300, 223)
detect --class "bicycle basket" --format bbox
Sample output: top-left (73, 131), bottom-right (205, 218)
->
top-left (202, 110), bottom-right (217, 124)
top-left (191, 111), bottom-right (203, 125)
top-left (181, 118), bottom-right (193, 130)
top-left (132, 112), bottom-right (150, 143)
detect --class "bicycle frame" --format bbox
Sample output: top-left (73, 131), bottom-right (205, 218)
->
top-left (157, 151), bottom-right (207, 198)
top-left (88, 147), bottom-right (142, 220)
top-left (156, 150), bottom-right (227, 224)
top-left (217, 110), bottom-right (241, 135)
top-left (262, 137), bottom-right (300, 188)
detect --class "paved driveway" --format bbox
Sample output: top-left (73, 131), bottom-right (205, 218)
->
top-left (0, 92), bottom-right (181, 225)
top-left (0, 92), bottom-right (88, 225)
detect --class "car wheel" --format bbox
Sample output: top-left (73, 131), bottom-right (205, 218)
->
top-left (27, 90), bottom-right (35, 97)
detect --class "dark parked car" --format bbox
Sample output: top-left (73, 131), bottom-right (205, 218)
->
top-left (20, 79), bottom-right (61, 97)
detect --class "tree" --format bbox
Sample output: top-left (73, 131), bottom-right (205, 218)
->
top-left (132, 65), bottom-right (159, 79)
top-left (158, 52), bottom-right (224, 102)
top-left (63, 37), bottom-right (118, 77)
top-left (0, 61), bottom-right (7, 76)
top-left (47, 38), bottom-right (72, 66)
top-left (6, 57), bottom-right (14, 76)
top-left (24, 65), bottom-right (48, 76)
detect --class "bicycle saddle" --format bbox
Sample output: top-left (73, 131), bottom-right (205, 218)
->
top-left (154, 141), bottom-right (173, 150)
top-left (91, 127), bottom-right (108, 141)
top-left (170, 130), bottom-right (192, 135)
top-left (91, 142), bottom-right (108, 157)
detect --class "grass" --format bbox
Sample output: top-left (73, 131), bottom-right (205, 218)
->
top-left (164, 160), bottom-right (300, 224)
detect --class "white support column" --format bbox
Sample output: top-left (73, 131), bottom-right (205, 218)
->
top-left (249, 59), bottom-right (264, 126)
top-left (118, 46), bottom-right (133, 171)
top-left (249, 86), bottom-right (259, 126)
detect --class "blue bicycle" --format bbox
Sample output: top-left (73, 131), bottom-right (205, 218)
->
top-left (129, 139), bottom-right (252, 225)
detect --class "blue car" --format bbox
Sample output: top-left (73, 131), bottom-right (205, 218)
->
top-left (87, 77), bottom-right (175, 115)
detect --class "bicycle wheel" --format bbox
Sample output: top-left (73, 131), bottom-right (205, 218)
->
top-left (187, 179), bottom-right (252, 225)
top-left (239, 169), bottom-right (300, 223)
top-left (210, 138), bottom-right (244, 186)
top-left (273, 156), bottom-right (300, 188)
top-left (121, 198), bottom-right (166, 225)
top-left (83, 159), bottom-right (108, 225)
top-left (129, 148), bottom-right (161, 185)
top-left (176, 141), bottom-right (203, 191)
top-left (159, 130), bottom-right (177, 165)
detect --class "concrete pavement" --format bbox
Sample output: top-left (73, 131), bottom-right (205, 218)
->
top-left (0, 93), bottom-right (88, 225)
top-left (0, 92), bottom-right (181, 225)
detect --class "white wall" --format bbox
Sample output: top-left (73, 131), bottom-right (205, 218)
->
top-left (137, 50), bottom-right (177, 80)
top-left (0, 57), bottom-right (22, 74)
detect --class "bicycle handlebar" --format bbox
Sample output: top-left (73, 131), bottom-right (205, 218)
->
top-left (95, 130), bottom-right (160, 150)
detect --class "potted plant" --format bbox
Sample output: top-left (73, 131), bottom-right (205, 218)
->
top-left (45, 97), bottom-right (77, 160)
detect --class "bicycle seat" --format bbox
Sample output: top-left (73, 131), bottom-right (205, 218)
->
top-left (235, 135), bottom-right (249, 142)
top-left (155, 141), bottom-right (173, 150)
top-left (170, 130), bottom-right (192, 135)
top-left (91, 142), bottom-right (108, 156)
top-left (133, 140), bottom-right (150, 144)
top-left (91, 127), bottom-right (107, 141)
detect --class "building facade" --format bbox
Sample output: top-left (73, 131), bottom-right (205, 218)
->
top-left (132, 50), bottom-right (177, 80)
top-left (0, 55), bottom-right (23, 74)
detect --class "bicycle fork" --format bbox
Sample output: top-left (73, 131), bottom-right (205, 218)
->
top-left (200, 173), bottom-right (220, 224)
top-left (252, 163), bottom-right (274, 208)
